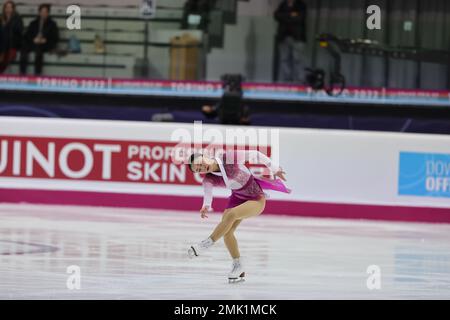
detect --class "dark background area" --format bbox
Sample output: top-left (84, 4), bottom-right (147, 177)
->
top-left (1, 90), bottom-right (449, 134)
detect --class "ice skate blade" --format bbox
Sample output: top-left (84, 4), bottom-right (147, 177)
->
top-left (228, 272), bottom-right (245, 284)
top-left (187, 246), bottom-right (198, 259)
top-left (228, 278), bottom-right (245, 284)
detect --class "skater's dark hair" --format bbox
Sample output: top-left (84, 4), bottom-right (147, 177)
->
top-left (188, 153), bottom-right (203, 172)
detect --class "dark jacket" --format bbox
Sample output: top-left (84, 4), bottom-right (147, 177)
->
top-left (24, 16), bottom-right (59, 51)
top-left (1, 14), bottom-right (23, 52)
top-left (0, 25), bottom-right (3, 53)
top-left (274, 0), bottom-right (307, 42)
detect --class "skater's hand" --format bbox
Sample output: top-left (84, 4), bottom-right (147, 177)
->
top-left (274, 168), bottom-right (287, 181)
top-left (200, 206), bottom-right (210, 218)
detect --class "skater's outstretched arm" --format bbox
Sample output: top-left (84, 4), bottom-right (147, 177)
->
top-left (200, 174), bottom-right (226, 218)
top-left (201, 181), bottom-right (213, 218)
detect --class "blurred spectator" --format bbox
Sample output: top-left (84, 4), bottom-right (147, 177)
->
top-left (204, 74), bottom-right (251, 125)
top-left (20, 3), bottom-right (59, 75)
top-left (0, 1), bottom-right (23, 73)
top-left (202, 77), bottom-right (251, 125)
top-left (181, 0), bottom-right (211, 31)
top-left (274, 0), bottom-right (307, 83)
top-left (0, 22), bottom-right (3, 62)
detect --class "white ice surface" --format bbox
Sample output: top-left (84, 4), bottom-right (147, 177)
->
top-left (0, 203), bottom-right (449, 300)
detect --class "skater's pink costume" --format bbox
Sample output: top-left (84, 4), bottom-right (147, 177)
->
top-left (202, 150), bottom-right (291, 209)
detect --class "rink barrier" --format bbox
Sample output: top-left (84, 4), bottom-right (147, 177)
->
top-left (1, 189), bottom-right (450, 223)
top-left (0, 117), bottom-right (449, 223)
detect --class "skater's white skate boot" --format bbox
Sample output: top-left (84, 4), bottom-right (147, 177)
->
top-left (228, 259), bottom-right (245, 283)
top-left (188, 237), bottom-right (214, 258)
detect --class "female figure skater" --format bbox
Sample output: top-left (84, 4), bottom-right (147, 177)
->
top-left (188, 149), bottom-right (290, 283)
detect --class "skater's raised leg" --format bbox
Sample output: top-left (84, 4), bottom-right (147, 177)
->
top-left (188, 237), bottom-right (214, 258)
top-left (188, 197), bottom-right (264, 259)
top-left (210, 197), bottom-right (265, 242)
